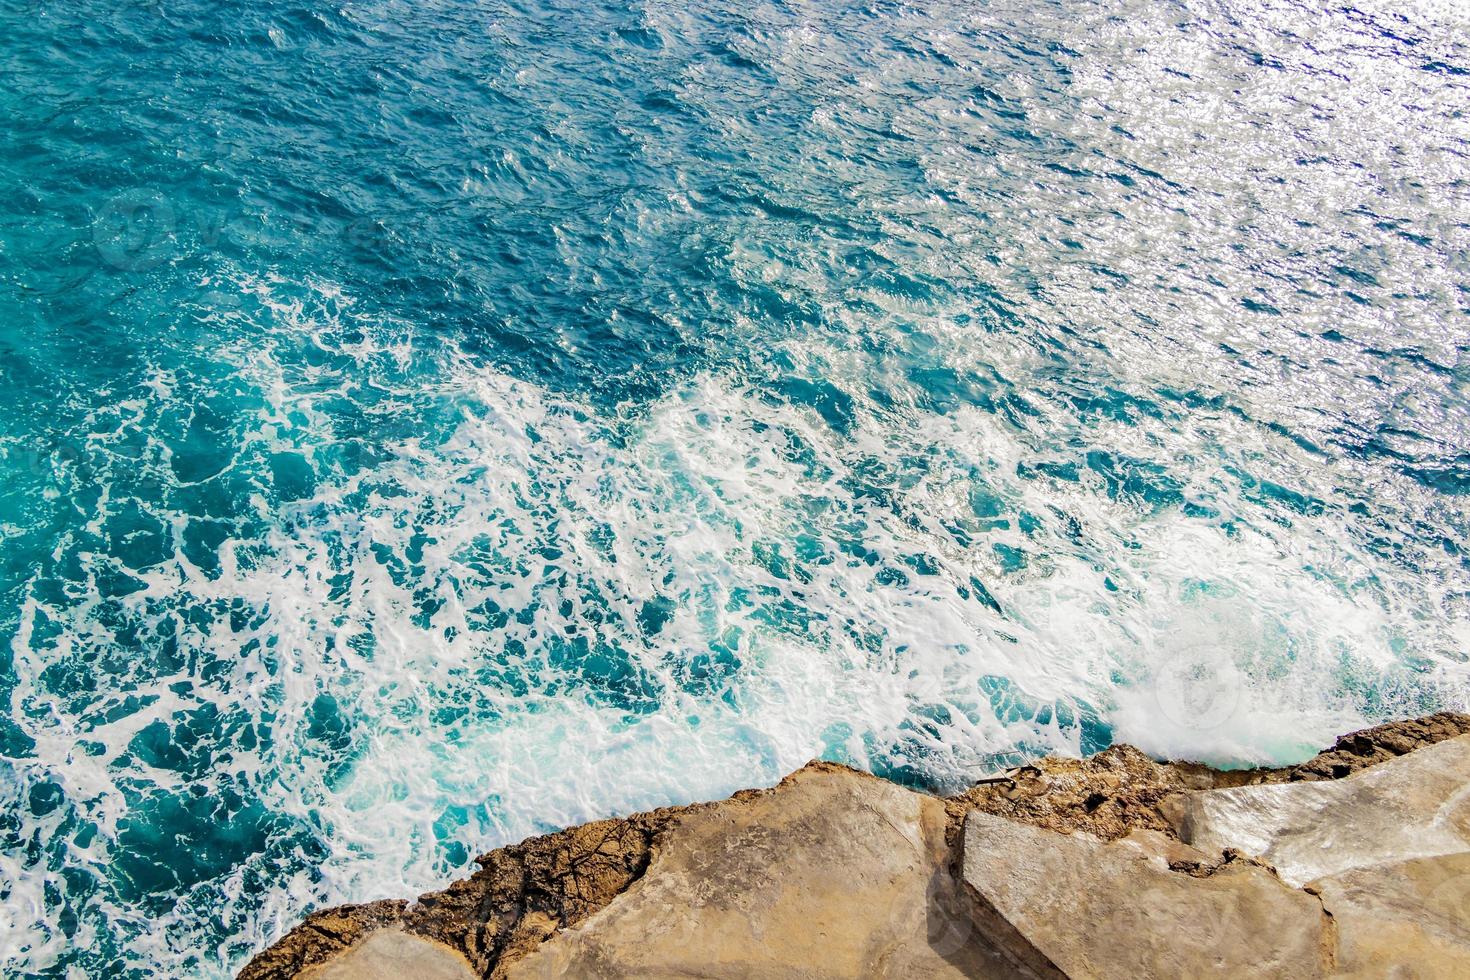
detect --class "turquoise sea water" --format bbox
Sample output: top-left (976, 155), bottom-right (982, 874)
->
top-left (2, 0), bottom-right (1468, 974)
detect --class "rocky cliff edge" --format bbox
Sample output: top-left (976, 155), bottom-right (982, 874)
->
top-left (241, 712), bottom-right (1470, 979)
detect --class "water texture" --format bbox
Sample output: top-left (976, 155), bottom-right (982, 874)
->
top-left (1, 0), bottom-right (1468, 974)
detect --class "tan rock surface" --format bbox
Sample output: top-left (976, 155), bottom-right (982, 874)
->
top-left (1309, 852), bottom-right (1470, 978)
top-left (504, 763), bottom-right (1018, 979)
top-left (1285, 712), bottom-right (1470, 781)
top-left (239, 713), bottom-right (1470, 980)
top-left (947, 712), bottom-right (1470, 846)
top-left (297, 928), bottom-right (477, 980)
top-left (944, 743), bottom-right (1214, 844)
top-left (238, 809), bottom-right (682, 980)
top-left (1168, 733), bottom-right (1470, 886)
top-left (961, 810), bottom-right (1330, 979)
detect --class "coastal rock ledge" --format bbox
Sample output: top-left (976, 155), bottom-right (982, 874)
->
top-left (242, 713), bottom-right (1470, 979)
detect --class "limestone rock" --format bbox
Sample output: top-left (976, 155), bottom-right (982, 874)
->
top-left (504, 762), bottom-right (1015, 979)
top-left (238, 810), bottom-right (679, 980)
top-left (945, 713), bottom-right (1470, 847)
top-left (240, 714), bottom-right (1470, 980)
top-left (1167, 734), bottom-right (1470, 886)
top-left (1309, 852), bottom-right (1470, 978)
top-left (239, 901), bottom-right (408, 980)
top-left (297, 928), bottom-right (477, 980)
top-left (944, 743), bottom-right (1215, 844)
top-left (1282, 712), bottom-right (1470, 782)
top-left (960, 810), bottom-right (1330, 979)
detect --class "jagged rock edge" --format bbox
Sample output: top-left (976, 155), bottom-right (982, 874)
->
top-left (239, 711), bottom-right (1470, 979)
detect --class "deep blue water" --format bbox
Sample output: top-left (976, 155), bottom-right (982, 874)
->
top-left (2, 0), bottom-right (1468, 974)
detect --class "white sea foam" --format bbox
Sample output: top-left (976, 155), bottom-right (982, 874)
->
top-left (5, 0), bottom-right (1470, 973)
top-left (6, 260), bottom-right (1469, 976)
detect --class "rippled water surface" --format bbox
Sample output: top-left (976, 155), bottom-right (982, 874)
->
top-left (2, 0), bottom-right (1469, 974)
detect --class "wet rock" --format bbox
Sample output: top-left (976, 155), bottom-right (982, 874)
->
top-left (1167, 734), bottom-right (1470, 886)
top-left (1280, 712), bottom-right (1470, 782)
top-left (239, 901), bottom-right (407, 980)
top-left (238, 811), bottom-right (680, 980)
top-left (945, 712), bottom-right (1470, 846)
top-left (944, 744), bottom-right (1213, 844)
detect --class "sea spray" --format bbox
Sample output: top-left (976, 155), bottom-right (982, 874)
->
top-left (1, 0), bottom-right (1467, 975)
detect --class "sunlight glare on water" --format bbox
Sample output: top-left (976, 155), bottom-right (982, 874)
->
top-left (0, 0), bottom-right (1467, 974)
